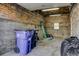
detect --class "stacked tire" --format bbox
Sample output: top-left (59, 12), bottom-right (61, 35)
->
top-left (61, 36), bottom-right (79, 56)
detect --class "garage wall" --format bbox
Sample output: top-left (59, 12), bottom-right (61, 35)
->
top-left (0, 4), bottom-right (42, 25)
top-left (0, 4), bottom-right (43, 55)
top-left (0, 18), bottom-right (33, 55)
top-left (71, 4), bottom-right (79, 38)
top-left (0, 4), bottom-right (43, 40)
top-left (45, 14), bottom-right (70, 39)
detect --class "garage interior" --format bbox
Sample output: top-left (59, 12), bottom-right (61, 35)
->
top-left (0, 3), bottom-right (78, 56)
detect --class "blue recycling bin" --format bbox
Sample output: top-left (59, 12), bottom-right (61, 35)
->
top-left (15, 31), bottom-right (29, 56)
top-left (15, 30), bottom-right (37, 56)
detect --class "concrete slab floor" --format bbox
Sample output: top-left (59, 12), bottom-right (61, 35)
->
top-left (2, 38), bottom-right (64, 56)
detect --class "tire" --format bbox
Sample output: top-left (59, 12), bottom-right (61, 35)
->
top-left (14, 47), bottom-right (20, 53)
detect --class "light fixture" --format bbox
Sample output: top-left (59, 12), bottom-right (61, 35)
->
top-left (42, 8), bottom-right (59, 12)
top-left (49, 14), bottom-right (61, 16)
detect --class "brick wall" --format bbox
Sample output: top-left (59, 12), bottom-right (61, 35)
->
top-left (45, 14), bottom-right (70, 39)
top-left (0, 3), bottom-right (42, 25)
top-left (0, 18), bottom-right (29, 55)
top-left (0, 3), bottom-right (43, 55)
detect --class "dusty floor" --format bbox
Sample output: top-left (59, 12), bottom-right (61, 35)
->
top-left (2, 38), bottom-right (64, 56)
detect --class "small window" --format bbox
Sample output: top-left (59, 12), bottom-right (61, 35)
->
top-left (54, 23), bottom-right (59, 30)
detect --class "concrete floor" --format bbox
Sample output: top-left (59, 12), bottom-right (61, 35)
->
top-left (2, 38), bottom-right (63, 56)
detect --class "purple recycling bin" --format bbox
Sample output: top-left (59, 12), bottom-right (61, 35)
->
top-left (15, 30), bottom-right (35, 56)
top-left (15, 31), bottom-right (29, 56)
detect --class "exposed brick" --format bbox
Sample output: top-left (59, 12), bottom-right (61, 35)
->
top-left (0, 3), bottom-right (42, 25)
top-left (45, 14), bottom-right (70, 39)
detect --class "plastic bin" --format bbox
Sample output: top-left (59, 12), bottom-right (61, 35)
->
top-left (15, 30), bottom-right (37, 56)
top-left (15, 31), bottom-right (28, 56)
top-left (31, 30), bottom-right (37, 49)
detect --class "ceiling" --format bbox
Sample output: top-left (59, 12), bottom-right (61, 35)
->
top-left (18, 3), bottom-right (72, 11)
